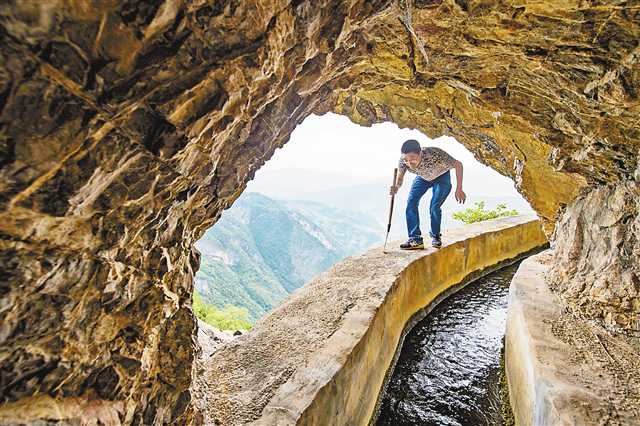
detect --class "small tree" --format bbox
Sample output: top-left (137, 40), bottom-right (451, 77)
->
top-left (453, 200), bottom-right (519, 224)
top-left (193, 292), bottom-right (253, 331)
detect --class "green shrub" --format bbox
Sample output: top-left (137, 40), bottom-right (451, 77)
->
top-left (193, 292), bottom-right (253, 331)
top-left (453, 201), bottom-right (519, 224)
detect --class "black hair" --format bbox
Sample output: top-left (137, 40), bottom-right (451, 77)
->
top-left (400, 139), bottom-right (421, 154)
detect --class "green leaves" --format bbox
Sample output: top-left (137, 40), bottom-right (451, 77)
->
top-left (193, 291), bottom-right (253, 331)
top-left (452, 200), bottom-right (519, 224)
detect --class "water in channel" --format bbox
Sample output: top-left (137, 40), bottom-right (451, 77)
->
top-left (375, 260), bottom-right (522, 426)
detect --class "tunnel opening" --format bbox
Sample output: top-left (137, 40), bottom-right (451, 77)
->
top-left (190, 111), bottom-right (534, 334)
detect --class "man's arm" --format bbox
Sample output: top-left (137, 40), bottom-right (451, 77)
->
top-left (390, 167), bottom-right (406, 195)
top-left (453, 160), bottom-right (466, 203)
top-left (396, 167), bottom-right (406, 187)
top-left (432, 146), bottom-right (465, 203)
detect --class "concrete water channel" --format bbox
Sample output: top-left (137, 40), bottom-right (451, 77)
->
top-left (374, 260), bottom-right (523, 426)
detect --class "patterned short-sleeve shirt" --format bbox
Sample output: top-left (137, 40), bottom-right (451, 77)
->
top-left (398, 146), bottom-right (457, 181)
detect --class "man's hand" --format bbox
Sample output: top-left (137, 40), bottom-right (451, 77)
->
top-left (389, 185), bottom-right (399, 196)
top-left (455, 188), bottom-right (466, 203)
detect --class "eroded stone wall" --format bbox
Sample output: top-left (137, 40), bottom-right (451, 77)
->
top-left (0, 0), bottom-right (638, 423)
top-left (546, 173), bottom-right (640, 330)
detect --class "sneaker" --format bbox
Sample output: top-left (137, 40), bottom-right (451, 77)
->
top-left (400, 239), bottom-right (424, 250)
top-left (431, 235), bottom-right (442, 248)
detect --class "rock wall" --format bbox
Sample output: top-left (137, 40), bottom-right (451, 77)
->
top-left (506, 249), bottom-right (640, 425)
top-left (546, 174), bottom-right (640, 330)
top-left (0, 0), bottom-right (638, 423)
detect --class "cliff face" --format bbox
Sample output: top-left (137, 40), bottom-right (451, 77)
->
top-left (547, 178), bottom-right (640, 330)
top-left (0, 0), bottom-right (637, 423)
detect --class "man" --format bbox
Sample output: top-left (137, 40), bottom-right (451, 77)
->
top-left (390, 139), bottom-right (466, 249)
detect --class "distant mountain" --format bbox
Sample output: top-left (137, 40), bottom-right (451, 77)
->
top-left (194, 192), bottom-right (383, 321)
top-left (281, 199), bottom-right (384, 254)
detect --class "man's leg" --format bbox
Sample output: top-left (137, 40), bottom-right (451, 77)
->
top-left (429, 171), bottom-right (452, 239)
top-left (406, 176), bottom-right (430, 242)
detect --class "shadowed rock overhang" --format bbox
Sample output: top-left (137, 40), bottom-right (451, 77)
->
top-left (0, 1), bottom-right (638, 424)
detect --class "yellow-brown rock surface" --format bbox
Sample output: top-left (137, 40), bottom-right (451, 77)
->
top-left (0, 0), bottom-right (637, 424)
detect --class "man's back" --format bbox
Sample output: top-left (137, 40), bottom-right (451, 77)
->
top-left (398, 146), bottom-right (457, 181)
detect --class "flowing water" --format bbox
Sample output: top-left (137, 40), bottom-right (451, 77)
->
top-left (375, 260), bottom-right (522, 426)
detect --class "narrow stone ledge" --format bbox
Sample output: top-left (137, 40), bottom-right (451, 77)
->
top-left (505, 250), bottom-right (640, 426)
top-left (196, 215), bottom-right (548, 425)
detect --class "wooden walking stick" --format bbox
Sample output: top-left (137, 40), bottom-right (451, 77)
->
top-left (383, 167), bottom-right (398, 254)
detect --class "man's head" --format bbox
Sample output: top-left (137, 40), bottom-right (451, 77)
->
top-left (400, 139), bottom-right (421, 167)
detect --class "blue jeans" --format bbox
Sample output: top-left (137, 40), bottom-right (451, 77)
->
top-left (406, 170), bottom-right (452, 242)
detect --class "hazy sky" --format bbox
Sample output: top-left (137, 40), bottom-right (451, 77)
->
top-left (250, 112), bottom-right (524, 199)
